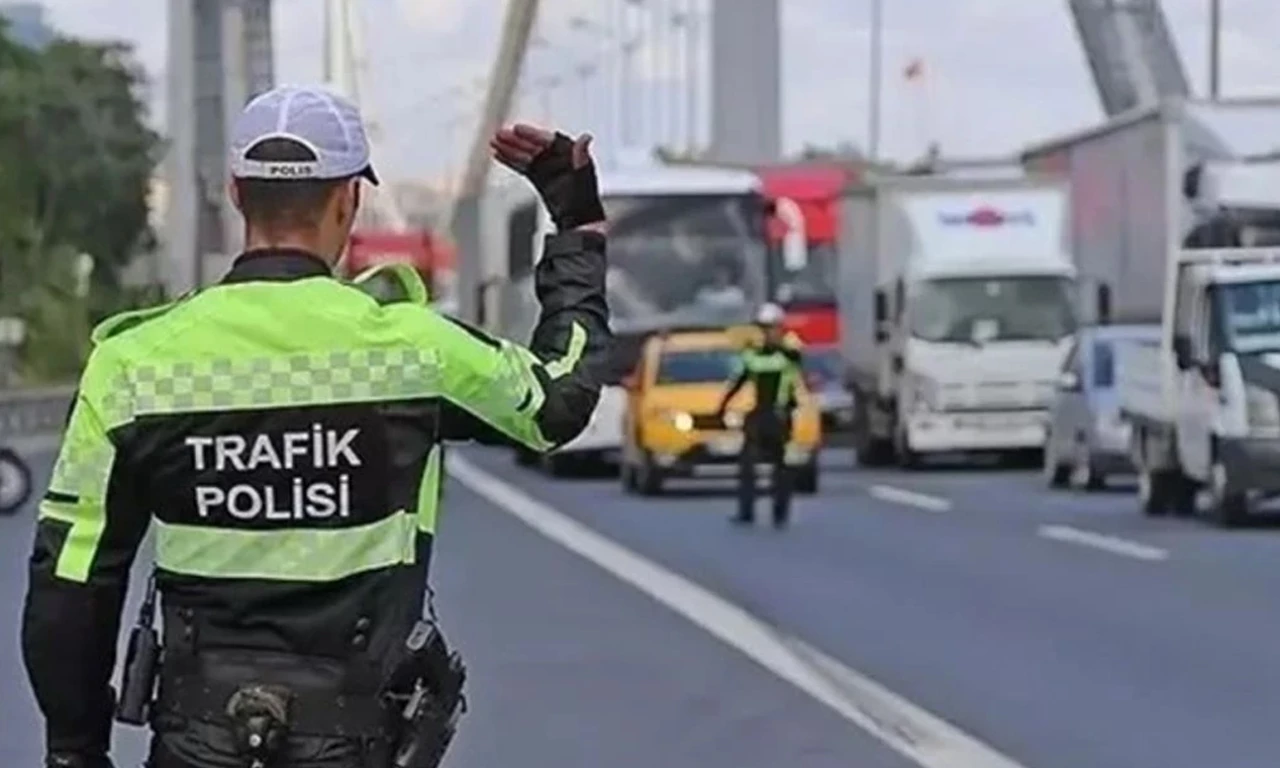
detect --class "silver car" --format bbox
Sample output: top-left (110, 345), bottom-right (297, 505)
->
top-left (802, 345), bottom-right (855, 444)
top-left (1044, 324), bottom-right (1159, 490)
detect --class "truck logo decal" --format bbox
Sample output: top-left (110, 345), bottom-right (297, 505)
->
top-left (938, 207), bottom-right (1036, 227)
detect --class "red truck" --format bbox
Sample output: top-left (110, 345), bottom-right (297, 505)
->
top-left (758, 163), bottom-right (858, 440)
top-left (758, 163), bottom-right (852, 346)
top-left (340, 229), bottom-right (457, 309)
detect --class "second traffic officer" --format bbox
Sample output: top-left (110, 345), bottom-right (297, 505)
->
top-left (715, 303), bottom-right (804, 528)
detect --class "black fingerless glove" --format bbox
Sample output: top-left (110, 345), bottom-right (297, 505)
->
top-left (525, 132), bottom-right (606, 231)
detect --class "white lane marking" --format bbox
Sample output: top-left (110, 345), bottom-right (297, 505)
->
top-left (868, 484), bottom-right (952, 512)
top-left (448, 454), bottom-right (1028, 768)
top-left (1037, 525), bottom-right (1169, 562)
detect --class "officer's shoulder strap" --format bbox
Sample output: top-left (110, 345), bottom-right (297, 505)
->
top-left (90, 294), bottom-right (192, 346)
top-left (350, 263), bottom-right (430, 306)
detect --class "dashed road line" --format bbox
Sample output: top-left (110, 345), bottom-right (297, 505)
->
top-left (449, 454), bottom-right (1029, 768)
top-left (868, 484), bottom-right (953, 513)
top-left (1037, 525), bottom-right (1169, 562)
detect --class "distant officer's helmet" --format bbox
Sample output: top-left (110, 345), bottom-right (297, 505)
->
top-left (755, 303), bottom-right (785, 326)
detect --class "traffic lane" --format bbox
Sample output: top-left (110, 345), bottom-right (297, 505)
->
top-left (831, 448), bottom-right (1280, 590)
top-left (0, 450), bottom-right (909, 768)
top-left (0, 448), bottom-right (151, 766)
top-left (1, 447), bottom-right (57, 764)
top-left (425, 475), bottom-right (917, 768)
top-left (464, 445), bottom-right (1280, 768)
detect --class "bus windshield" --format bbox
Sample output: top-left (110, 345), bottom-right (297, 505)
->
top-left (603, 194), bottom-right (768, 329)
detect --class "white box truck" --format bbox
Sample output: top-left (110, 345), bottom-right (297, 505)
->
top-left (1024, 98), bottom-right (1280, 524)
top-left (838, 175), bottom-right (1077, 467)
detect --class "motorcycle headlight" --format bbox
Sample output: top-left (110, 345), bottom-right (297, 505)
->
top-left (1245, 385), bottom-right (1280, 433)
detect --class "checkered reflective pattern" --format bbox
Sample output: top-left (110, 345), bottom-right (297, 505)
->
top-left (116, 347), bottom-right (442, 416)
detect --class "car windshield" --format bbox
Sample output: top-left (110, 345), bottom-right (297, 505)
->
top-left (908, 275), bottom-right (1076, 343)
top-left (655, 348), bottom-right (739, 385)
top-left (773, 241), bottom-right (838, 306)
top-left (603, 194), bottom-right (768, 328)
top-left (802, 347), bottom-right (842, 384)
top-left (1218, 280), bottom-right (1280, 354)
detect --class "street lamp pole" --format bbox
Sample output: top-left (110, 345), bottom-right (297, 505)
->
top-left (1208, 0), bottom-right (1221, 99)
top-left (673, 0), bottom-right (700, 156)
top-left (868, 0), bottom-right (883, 162)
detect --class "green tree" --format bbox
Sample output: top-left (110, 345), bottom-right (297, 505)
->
top-left (0, 27), bottom-right (159, 383)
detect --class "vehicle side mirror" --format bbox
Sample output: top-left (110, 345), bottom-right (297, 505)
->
top-left (1057, 370), bottom-right (1081, 392)
top-left (1172, 334), bottom-right (1191, 369)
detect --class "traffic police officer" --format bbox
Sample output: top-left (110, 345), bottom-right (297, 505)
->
top-left (22, 85), bottom-right (611, 767)
top-left (716, 303), bottom-right (803, 528)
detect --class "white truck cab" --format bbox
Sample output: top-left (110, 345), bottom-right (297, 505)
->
top-left (895, 254), bottom-right (1076, 460)
top-left (1120, 249), bottom-right (1280, 524)
top-left (841, 176), bottom-right (1077, 467)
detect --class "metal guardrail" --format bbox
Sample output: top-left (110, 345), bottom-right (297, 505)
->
top-left (0, 386), bottom-right (76, 440)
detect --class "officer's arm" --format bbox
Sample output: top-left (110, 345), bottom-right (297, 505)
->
top-left (413, 230), bottom-right (611, 450)
top-left (21, 346), bottom-right (148, 760)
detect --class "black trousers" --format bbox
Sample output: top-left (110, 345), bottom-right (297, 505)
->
top-left (736, 409), bottom-right (793, 524)
top-left (146, 723), bottom-right (391, 768)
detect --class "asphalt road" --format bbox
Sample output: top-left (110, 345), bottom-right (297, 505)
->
top-left (5, 440), bottom-right (1280, 767)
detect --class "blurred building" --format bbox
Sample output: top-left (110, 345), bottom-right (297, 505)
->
top-left (164, 0), bottom-right (275, 296)
top-left (1, 2), bottom-right (53, 48)
top-left (708, 0), bottom-right (780, 165)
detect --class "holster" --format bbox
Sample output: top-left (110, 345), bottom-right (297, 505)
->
top-left (380, 620), bottom-right (467, 768)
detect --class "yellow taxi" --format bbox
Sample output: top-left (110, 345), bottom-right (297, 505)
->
top-left (619, 326), bottom-right (821, 496)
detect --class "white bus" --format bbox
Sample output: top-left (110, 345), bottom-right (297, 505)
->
top-left (489, 163), bottom-right (773, 472)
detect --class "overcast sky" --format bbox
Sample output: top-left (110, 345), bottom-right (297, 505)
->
top-left (30, 0), bottom-right (1280, 182)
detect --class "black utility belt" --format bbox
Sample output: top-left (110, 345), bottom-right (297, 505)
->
top-left (155, 673), bottom-right (393, 738)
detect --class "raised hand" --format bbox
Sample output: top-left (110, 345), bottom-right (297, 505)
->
top-left (489, 124), bottom-right (605, 232)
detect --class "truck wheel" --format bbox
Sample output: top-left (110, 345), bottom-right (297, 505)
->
top-left (1042, 434), bottom-right (1070, 488)
top-left (853, 398), bottom-right (895, 467)
top-left (0, 448), bottom-right (33, 516)
top-left (857, 439), bottom-right (895, 467)
top-left (1138, 468), bottom-right (1171, 517)
top-left (1209, 462), bottom-right (1248, 528)
top-left (894, 429), bottom-right (921, 470)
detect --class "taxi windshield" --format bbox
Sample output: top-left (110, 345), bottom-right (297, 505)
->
top-left (655, 348), bottom-right (738, 384)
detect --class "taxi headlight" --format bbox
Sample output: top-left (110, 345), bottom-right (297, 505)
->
top-left (660, 410), bottom-right (694, 432)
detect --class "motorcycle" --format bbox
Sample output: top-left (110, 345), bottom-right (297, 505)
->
top-left (0, 446), bottom-right (33, 515)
